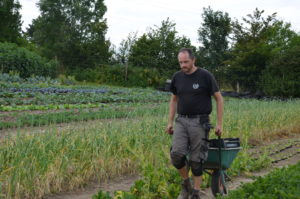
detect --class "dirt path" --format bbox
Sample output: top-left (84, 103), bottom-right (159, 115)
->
top-left (201, 153), bottom-right (300, 199)
top-left (43, 135), bottom-right (300, 199)
top-left (199, 135), bottom-right (300, 199)
top-left (44, 175), bottom-right (140, 199)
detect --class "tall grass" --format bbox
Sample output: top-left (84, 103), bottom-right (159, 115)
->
top-left (218, 98), bottom-right (300, 144)
top-left (0, 98), bottom-right (300, 198)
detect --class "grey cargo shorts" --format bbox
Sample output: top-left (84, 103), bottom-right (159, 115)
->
top-left (171, 116), bottom-right (210, 162)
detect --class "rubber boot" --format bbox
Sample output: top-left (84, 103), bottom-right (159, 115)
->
top-left (177, 178), bottom-right (192, 199)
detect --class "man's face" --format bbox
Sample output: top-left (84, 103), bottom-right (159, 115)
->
top-left (178, 52), bottom-right (195, 74)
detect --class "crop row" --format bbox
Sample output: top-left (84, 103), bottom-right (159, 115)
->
top-left (249, 139), bottom-right (300, 159)
top-left (3, 87), bottom-right (109, 94)
top-left (1, 98), bottom-right (300, 198)
top-left (0, 103), bottom-right (108, 112)
top-left (0, 103), bottom-right (166, 130)
top-left (0, 73), bottom-right (60, 85)
top-left (0, 87), bottom-right (169, 106)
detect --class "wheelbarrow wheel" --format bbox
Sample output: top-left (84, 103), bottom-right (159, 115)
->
top-left (211, 170), bottom-right (227, 197)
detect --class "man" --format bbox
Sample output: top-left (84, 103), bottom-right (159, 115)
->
top-left (166, 48), bottom-right (223, 199)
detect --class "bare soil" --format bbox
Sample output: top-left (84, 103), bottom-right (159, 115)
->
top-left (43, 175), bottom-right (140, 199)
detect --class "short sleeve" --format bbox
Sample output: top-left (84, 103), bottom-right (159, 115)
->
top-left (170, 75), bottom-right (177, 95)
top-left (208, 73), bottom-right (219, 95)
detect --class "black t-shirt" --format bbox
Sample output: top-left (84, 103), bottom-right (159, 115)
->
top-left (170, 68), bottom-right (219, 115)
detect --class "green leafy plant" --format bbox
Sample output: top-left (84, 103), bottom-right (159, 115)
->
top-left (0, 43), bottom-right (58, 78)
top-left (222, 161), bottom-right (300, 199)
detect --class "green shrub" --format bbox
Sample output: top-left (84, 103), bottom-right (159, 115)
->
top-left (57, 74), bottom-right (77, 85)
top-left (74, 65), bottom-right (165, 87)
top-left (74, 68), bottom-right (98, 82)
top-left (0, 42), bottom-right (58, 78)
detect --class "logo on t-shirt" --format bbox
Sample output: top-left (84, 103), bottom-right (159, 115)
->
top-left (193, 83), bottom-right (199, 89)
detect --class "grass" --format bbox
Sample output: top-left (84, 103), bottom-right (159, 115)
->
top-left (0, 116), bottom-right (170, 198)
top-left (219, 98), bottom-right (300, 144)
top-left (0, 98), bottom-right (300, 198)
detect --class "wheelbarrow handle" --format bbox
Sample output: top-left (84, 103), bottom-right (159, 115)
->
top-left (217, 136), bottom-right (227, 193)
top-left (218, 136), bottom-right (222, 170)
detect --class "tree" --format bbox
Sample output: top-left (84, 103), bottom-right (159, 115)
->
top-left (197, 7), bottom-right (231, 73)
top-left (226, 8), bottom-right (297, 92)
top-left (27, 0), bottom-right (111, 72)
top-left (128, 18), bottom-right (194, 76)
top-left (116, 32), bottom-right (138, 64)
top-left (0, 0), bottom-right (22, 43)
top-left (260, 36), bottom-right (300, 97)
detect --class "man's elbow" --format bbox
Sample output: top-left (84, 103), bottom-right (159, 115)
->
top-left (170, 95), bottom-right (178, 103)
top-left (214, 92), bottom-right (223, 103)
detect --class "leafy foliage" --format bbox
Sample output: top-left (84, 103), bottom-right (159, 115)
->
top-left (74, 65), bottom-right (165, 87)
top-left (260, 37), bottom-right (300, 97)
top-left (0, 72), bottom-right (59, 85)
top-left (0, 42), bottom-right (58, 78)
top-left (0, 77), bottom-right (169, 106)
top-left (0, 0), bottom-right (22, 43)
top-left (223, 161), bottom-right (300, 199)
top-left (226, 8), bottom-right (297, 92)
top-left (197, 7), bottom-right (231, 73)
top-left (128, 18), bottom-right (194, 76)
top-left (27, 0), bottom-right (111, 71)
top-left (116, 32), bottom-right (138, 65)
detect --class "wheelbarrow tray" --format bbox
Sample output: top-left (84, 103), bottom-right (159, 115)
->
top-left (203, 147), bottom-right (241, 170)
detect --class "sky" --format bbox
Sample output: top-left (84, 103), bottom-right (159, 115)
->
top-left (19, 0), bottom-right (300, 47)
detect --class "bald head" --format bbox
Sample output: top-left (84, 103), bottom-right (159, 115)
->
top-left (178, 48), bottom-right (195, 60)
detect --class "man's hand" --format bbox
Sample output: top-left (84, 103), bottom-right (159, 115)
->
top-left (213, 91), bottom-right (223, 137)
top-left (166, 124), bottom-right (174, 135)
top-left (215, 124), bottom-right (222, 136)
top-left (167, 94), bottom-right (177, 135)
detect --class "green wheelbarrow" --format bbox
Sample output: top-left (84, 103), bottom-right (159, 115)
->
top-left (202, 137), bottom-right (241, 197)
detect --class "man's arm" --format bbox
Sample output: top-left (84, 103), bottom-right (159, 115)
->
top-left (213, 91), bottom-right (224, 136)
top-left (166, 94), bottom-right (177, 134)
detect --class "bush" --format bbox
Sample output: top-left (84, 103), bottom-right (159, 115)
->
top-left (57, 74), bottom-right (77, 85)
top-left (74, 68), bottom-right (98, 82)
top-left (0, 42), bottom-right (58, 78)
top-left (74, 65), bottom-right (165, 87)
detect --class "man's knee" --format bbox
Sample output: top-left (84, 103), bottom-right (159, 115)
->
top-left (190, 161), bottom-right (203, 176)
top-left (170, 152), bottom-right (186, 169)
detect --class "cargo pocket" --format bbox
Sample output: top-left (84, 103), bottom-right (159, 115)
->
top-left (199, 140), bottom-right (209, 161)
top-left (202, 122), bottom-right (212, 138)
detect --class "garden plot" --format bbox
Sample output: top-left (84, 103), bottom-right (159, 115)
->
top-left (1, 77), bottom-right (300, 198)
